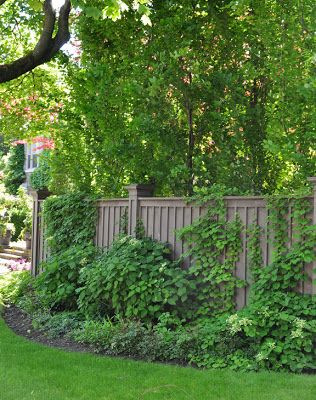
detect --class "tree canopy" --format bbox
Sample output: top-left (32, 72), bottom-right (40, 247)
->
top-left (0, 0), bottom-right (150, 82)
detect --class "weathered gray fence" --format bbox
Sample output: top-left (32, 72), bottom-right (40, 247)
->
top-left (31, 179), bottom-right (316, 307)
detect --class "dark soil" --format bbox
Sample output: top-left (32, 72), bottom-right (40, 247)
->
top-left (3, 305), bottom-right (91, 353)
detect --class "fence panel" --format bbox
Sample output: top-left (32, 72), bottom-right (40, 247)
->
top-left (31, 183), bottom-right (316, 302)
top-left (95, 200), bottom-right (129, 248)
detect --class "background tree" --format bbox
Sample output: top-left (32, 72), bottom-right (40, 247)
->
top-left (49, 0), bottom-right (315, 196)
top-left (3, 144), bottom-right (25, 195)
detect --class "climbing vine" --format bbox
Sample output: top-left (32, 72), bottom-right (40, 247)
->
top-left (178, 186), bottom-right (245, 317)
top-left (241, 193), bottom-right (316, 372)
top-left (43, 192), bottom-right (97, 255)
top-left (248, 194), bottom-right (316, 301)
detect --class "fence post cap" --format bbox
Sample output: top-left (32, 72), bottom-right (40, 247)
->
top-left (125, 184), bottom-right (155, 197)
top-left (29, 189), bottom-right (51, 200)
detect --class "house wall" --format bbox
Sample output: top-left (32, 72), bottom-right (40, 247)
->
top-left (24, 143), bottom-right (43, 190)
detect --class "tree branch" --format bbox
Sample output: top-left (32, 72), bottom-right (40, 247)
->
top-left (0, 0), bottom-right (71, 83)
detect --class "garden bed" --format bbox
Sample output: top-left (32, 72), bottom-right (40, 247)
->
top-left (3, 304), bottom-right (90, 354)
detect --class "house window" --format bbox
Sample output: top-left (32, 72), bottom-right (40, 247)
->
top-left (25, 143), bottom-right (42, 171)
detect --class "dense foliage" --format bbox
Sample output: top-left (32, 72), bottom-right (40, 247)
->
top-left (8, 187), bottom-right (33, 241)
top-left (35, 244), bottom-right (97, 310)
top-left (3, 145), bottom-right (25, 195)
top-left (72, 315), bottom-right (197, 363)
top-left (43, 192), bottom-right (97, 254)
top-left (0, 1), bottom-right (315, 197)
top-left (0, 271), bottom-right (31, 307)
top-left (0, 184), bottom-right (32, 240)
top-left (1, 0), bottom-right (316, 375)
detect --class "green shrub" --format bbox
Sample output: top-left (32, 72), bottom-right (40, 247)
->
top-left (35, 244), bottom-right (98, 310)
top-left (0, 271), bottom-right (32, 306)
top-left (72, 319), bottom-right (117, 352)
top-left (25, 189), bottom-right (316, 373)
top-left (8, 187), bottom-right (32, 241)
top-left (77, 236), bottom-right (193, 321)
top-left (3, 144), bottom-right (25, 195)
top-left (0, 185), bottom-right (32, 241)
top-left (191, 298), bottom-right (316, 373)
top-left (0, 186), bottom-right (15, 237)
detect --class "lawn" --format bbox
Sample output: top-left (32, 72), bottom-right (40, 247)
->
top-left (0, 319), bottom-right (315, 400)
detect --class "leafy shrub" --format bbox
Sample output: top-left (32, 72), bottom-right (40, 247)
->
top-left (0, 185), bottom-right (32, 241)
top-left (22, 190), bottom-right (315, 373)
top-left (0, 186), bottom-right (15, 237)
top-left (43, 192), bottom-right (97, 254)
top-left (35, 244), bottom-right (97, 310)
top-left (3, 144), bottom-right (25, 195)
top-left (8, 187), bottom-right (32, 241)
top-left (187, 315), bottom-right (254, 370)
top-left (0, 271), bottom-right (32, 306)
top-left (77, 236), bottom-right (193, 321)
top-left (9, 204), bottom-right (27, 241)
top-left (190, 298), bottom-right (316, 373)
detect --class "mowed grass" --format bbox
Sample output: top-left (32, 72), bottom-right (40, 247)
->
top-left (0, 319), bottom-right (315, 400)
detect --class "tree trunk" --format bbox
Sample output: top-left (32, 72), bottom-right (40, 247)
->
top-left (0, 0), bottom-right (71, 83)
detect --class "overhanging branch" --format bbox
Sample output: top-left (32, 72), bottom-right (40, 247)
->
top-left (0, 0), bottom-right (71, 83)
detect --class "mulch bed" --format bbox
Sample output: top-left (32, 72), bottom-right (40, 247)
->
top-left (3, 305), bottom-right (91, 353)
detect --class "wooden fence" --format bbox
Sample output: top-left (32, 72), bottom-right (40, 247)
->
top-left (31, 179), bottom-right (316, 307)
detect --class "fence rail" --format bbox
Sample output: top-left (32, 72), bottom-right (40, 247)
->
top-left (31, 180), bottom-right (316, 307)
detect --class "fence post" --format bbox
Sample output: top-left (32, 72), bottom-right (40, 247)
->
top-left (307, 177), bottom-right (316, 295)
top-left (126, 184), bottom-right (154, 237)
top-left (30, 189), bottom-right (50, 276)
